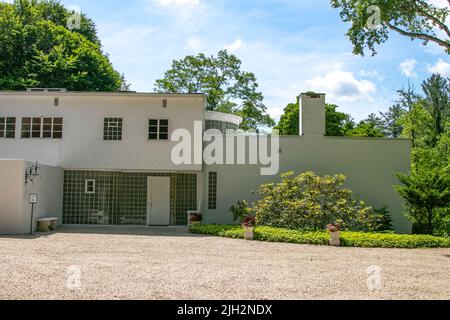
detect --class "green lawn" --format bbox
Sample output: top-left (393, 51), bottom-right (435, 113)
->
top-left (189, 224), bottom-right (450, 249)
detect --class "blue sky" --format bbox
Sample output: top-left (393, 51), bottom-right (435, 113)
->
top-left (6, 0), bottom-right (450, 121)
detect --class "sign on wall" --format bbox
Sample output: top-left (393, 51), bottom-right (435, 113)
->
top-left (29, 194), bottom-right (38, 204)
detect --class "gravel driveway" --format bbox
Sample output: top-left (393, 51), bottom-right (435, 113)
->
top-left (0, 226), bottom-right (449, 300)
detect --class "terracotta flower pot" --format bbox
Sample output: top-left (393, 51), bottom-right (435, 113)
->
top-left (329, 231), bottom-right (341, 246)
top-left (244, 226), bottom-right (254, 240)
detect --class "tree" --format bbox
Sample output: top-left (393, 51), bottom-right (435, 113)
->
top-left (345, 120), bottom-right (385, 137)
top-left (325, 104), bottom-right (354, 136)
top-left (331, 0), bottom-right (450, 56)
top-left (0, 0), bottom-right (124, 91)
top-left (275, 102), bottom-right (354, 136)
top-left (274, 102), bottom-right (299, 135)
top-left (154, 50), bottom-right (274, 130)
top-left (395, 74), bottom-right (450, 235)
top-left (396, 166), bottom-right (450, 235)
top-left (421, 74), bottom-right (449, 140)
top-left (379, 103), bottom-right (407, 138)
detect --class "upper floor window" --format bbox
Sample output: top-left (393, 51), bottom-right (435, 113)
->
top-left (0, 117), bottom-right (16, 138)
top-left (149, 119), bottom-right (169, 140)
top-left (104, 118), bottom-right (122, 141)
top-left (21, 117), bottom-right (63, 139)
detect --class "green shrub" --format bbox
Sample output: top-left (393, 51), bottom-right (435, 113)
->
top-left (189, 224), bottom-right (450, 248)
top-left (229, 200), bottom-right (252, 223)
top-left (253, 171), bottom-right (390, 232)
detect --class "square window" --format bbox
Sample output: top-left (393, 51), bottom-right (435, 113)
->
top-left (149, 119), bottom-right (169, 140)
top-left (104, 118), bottom-right (123, 140)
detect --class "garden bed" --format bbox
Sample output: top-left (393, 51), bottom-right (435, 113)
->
top-left (189, 224), bottom-right (450, 249)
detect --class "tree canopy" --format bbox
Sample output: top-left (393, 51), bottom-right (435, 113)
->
top-left (331, 0), bottom-right (450, 56)
top-left (275, 101), bottom-right (383, 137)
top-left (0, 0), bottom-right (124, 91)
top-left (154, 50), bottom-right (274, 130)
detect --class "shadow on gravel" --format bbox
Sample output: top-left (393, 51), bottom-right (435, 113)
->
top-left (54, 225), bottom-right (206, 238)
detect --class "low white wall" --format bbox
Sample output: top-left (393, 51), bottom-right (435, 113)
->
top-left (0, 160), bottom-right (63, 235)
top-left (0, 160), bottom-right (26, 234)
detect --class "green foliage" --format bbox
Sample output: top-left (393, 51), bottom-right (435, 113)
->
top-left (275, 102), bottom-right (354, 136)
top-left (396, 167), bottom-right (450, 235)
top-left (0, 0), bottom-right (123, 91)
top-left (325, 104), bottom-right (354, 136)
top-left (253, 171), bottom-right (390, 232)
top-left (395, 75), bottom-right (450, 235)
top-left (189, 224), bottom-right (450, 248)
top-left (229, 200), bottom-right (252, 223)
top-left (154, 50), bottom-right (274, 130)
top-left (345, 120), bottom-right (385, 137)
top-left (422, 74), bottom-right (449, 139)
top-left (372, 206), bottom-right (394, 232)
top-left (274, 102), bottom-right (299, 135)
top-left (331, 0), bottom-right (450, 56)
top-left (379, 103), bottom-right (407, 138)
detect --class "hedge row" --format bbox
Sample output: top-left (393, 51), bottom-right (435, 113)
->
top-left (189, 224), bottom-right (450, 249)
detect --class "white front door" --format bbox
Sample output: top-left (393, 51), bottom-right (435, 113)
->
top-left (146, 177), bottom-right (171, 226)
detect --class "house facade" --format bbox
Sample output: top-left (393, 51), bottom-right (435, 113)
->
top-left (0, 90), bottom-right (411, 234)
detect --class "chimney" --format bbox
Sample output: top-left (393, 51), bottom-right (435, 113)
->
top-left (299, 92), bottom-right (325, 136)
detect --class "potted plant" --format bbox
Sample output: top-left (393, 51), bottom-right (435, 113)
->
top-left (241, 215), bottom-right (256, 240)
top-left (327, 223), bottom-right (341, 246)
top-left (189, 213), bottom-right (203, 225)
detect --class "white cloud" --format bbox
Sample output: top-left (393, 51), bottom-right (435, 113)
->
top-left (305, 71), bottom-right (376, 103)
top-left (156, 0), bottom-right (200, 6)
top-left (360, 70), bottom-right (385, 81)
top-left (399, 59), bottom-right (417, 78)
top-left (427, 58), bottom-right (450, 77)
top-left (225, 37), bottom-right (245, 52)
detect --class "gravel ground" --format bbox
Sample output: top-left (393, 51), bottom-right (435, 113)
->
top-left (0, 226), bottom-right (449, 300)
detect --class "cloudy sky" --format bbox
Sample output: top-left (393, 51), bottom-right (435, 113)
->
top-left (7, 0), bottom-right (450, 121)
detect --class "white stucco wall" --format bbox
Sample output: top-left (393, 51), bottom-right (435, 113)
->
top-left (0, 160), bottom-right (26, 234)
top-left (0, 92), bottom-right (205, 171)
top-left (0, 160), bottom-right (63, 235)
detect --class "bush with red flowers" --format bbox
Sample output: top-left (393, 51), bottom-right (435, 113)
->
top-left (241, 215), bottom-right (256, 228)
top-left (327, 223), bottom-right (340, 233)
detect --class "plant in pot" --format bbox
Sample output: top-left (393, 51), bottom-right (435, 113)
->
top-left (189, 213), bottom-right (203, 225)
top-left (327, 223), bottom-right (341, 246)
top-left (241, 215), bottom-right (256, 240)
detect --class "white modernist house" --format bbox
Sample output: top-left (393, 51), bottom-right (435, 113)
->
top-left (0, 90), bottom-right (411, 234)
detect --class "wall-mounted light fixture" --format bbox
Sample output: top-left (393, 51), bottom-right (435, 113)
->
top-left (25, 162), bottom-right (41, 185)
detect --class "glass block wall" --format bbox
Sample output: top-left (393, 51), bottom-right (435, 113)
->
top-left (63, 171), bottom-right (197, 226)
top-left (205, 120), bottom-right (238, 133)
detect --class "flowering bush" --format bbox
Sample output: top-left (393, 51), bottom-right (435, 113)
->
top-left (327, 223), bottom-right (340, 233)
top-left (241, 216), bottom-right (256, 228)
top-left (254, 171), bottom-right (391, 232)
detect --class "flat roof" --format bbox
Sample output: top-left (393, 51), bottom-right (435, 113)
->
top-left (0, 90), bottom-right (206, 98)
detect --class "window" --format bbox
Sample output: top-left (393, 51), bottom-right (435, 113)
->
top-left (149, 119), bottom-right (169, 140)
top-left (0, 117), bottom-right (16, 138)
top-left (208, 172), bottom-right (217, 210)
top-left (85, 180), bottom-right (96, 194)
top-left (104, 118), bottom-right (122, 141)
top-left (21, 117), bottom-right (63, 139)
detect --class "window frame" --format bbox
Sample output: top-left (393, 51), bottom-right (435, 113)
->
top-left (84, 179), bottom-right (96, 194)
top-left (0, 117), bottom-right (16, 138)
top-left (208, 172), bottom-right (218, 210)
top-left (103, 117), bottom-right (123, 141)
top-left (21, 117), bottom-right (63, 139)
top-left (148, 118), bottom-right (169, 141)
